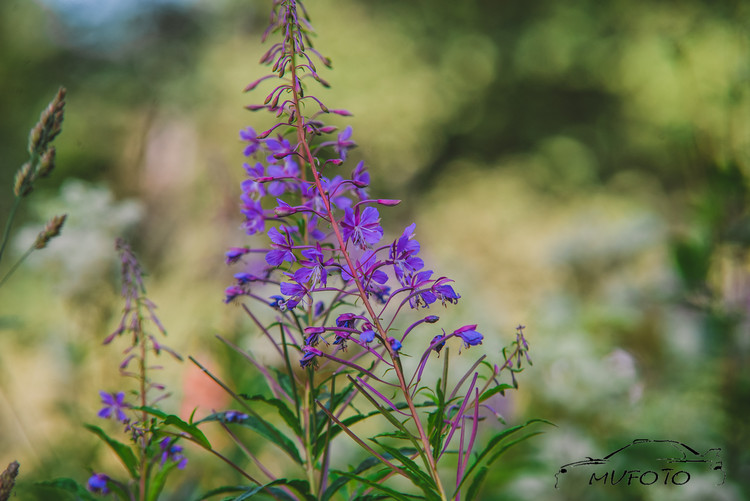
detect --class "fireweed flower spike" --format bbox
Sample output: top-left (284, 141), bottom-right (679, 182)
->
top-left (212, 1), bottom-right (539, 500)
top-left (66, 240), bottom-right (186, 500)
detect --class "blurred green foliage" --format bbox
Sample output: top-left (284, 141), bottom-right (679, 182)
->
top-left (0, 0), bottom-right (748, 499)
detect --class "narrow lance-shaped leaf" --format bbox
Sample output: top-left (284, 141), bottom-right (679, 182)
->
top-left (84, 424), bottom-right (138, 478)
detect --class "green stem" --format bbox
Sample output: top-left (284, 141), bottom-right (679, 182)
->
top-left (0, 197), bottom-right (22, 266)
top-left (289, 53), bottom-right (449, 501)
top-left (0, 245), bottom-right (34, 288)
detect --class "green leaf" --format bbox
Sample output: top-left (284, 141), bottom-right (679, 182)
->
top-left (84, 424), bottom-right (138, 478)
top-left (35, 478), bottom-right (100, 501)
top-left (347, 377), bottom-right (429, 470)
top-left (370, 441), bottom-right (439, 501)
top-left (314, 410), bottom-right (379, 459)
top-left (146, 460), bottom-right (179, 501)
top-left (240, 394), bottom-right (302, 436)
top-left (163, 414), bottom-right (212, 449)
top-left (271, 366), bottom-right (295, 399)
top-left (136, 406), bottom-right (213, 449)
top-left (201, 412), bottom-right (302, 465)
top-left (197, 485), bottom-right (247, 500)
top-left (332, 470), bottom-right (425, 501)
top-left (464, 466), bottom-right (488, 500)
top-left (322, 458), bottom-right (393, 501)
top-left (138, 405), bottom-right (168, 419)
top-left (198, 480), bottom-right (307, 501)
top-left (456, 419), bottom-right (553, 493)
top-left (477, 384), bottom-right (515, 403)
top-left (486, 431), bottom-right (546, 466)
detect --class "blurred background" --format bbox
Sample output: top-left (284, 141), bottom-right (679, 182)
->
top-left (0, 0), bottom-right (748, 499)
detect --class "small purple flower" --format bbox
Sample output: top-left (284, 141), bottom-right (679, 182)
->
top-left (388, 337), bottom-right (402, 352)
top-left (265, 226), bottom-right (297, 266)
top-left (265, 136), bottom-right (294, 159)
top-left (97, 391), bottom-right (130, 423)
top-left (279, 278), bottom-right (310, 309)
top-left (402, 270), bottom-right (437, 309)
top-left (87, 473), bottom-right (110, 494)
top-left (241, 164), bottom-right (266, 197)
top-left (433, 281), bottom-right (460, 305)
top-left (240, 195), bottom-right (265, 236)
top-left (340, 206), bottom-right (383, 249)
top-left (234, 272), bottom-right (261, 284)
top-left (334, 125), bottom-right (356, 160)
top-left (351, 161), bottom-right (370, 200)
top-left (454, 325), bottom-right (483, 348)
top-left (224, 285), bottom-right (246, 303)
top-left (314, 301), bottom-right (325, 317)
top-left (159, 437), bottom-right (188, 469)
top-left (240, 127), bottom-right (262, 157)
top-left (431, 335), bottom-right (446, 354)
top-left (300, 346), bottom-right (323, 369)
top-left (391, 223), bottom-right (424, 281)
top-left (225, 246), bottom-right (250, 265)
top-left (294, 245), bottom-right (331, 288)
top-left (304, 326), bottom-right (326, 346)
top-left (224, 410), bottom-right (249, 423)
top-left (360, 329), bottom-right (375, 343)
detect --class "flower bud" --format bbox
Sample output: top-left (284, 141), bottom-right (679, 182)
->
top-left (376, 199), bottom-right (401, 206)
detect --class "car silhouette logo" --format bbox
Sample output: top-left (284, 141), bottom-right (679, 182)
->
top-left (554, 439), bottom-right (725, 489)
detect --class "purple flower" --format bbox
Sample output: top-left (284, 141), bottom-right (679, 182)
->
top-left (433, 280), bottom-right (460, 305)
top-left (240, 127), bottom-right (262, 157)
top-left (454, 325), bottom-right (483, 348)
top-left (97, 391), bottom-right (129, 423)
top-left (159, 437), bottom-right (188, 469)
top-left (304, 326), bottom-right (326, 346)
top-left (430, 334), bottom-right (446, 354)
top-left (240, 195), bottom-right (265, 236)
top-left (351, 161), bottom-right (370, 200)
top-left (360, 329), bottom-right (375, 343)
top-left (340, 206), bottom-right (383, 249)
top-left (279, 278), bottom-right (310, 309)
top-left (224, 411), bottom-right (249, 423)
top-left (265, 226), bottom-right (297, 266)
top-left (294, 245), bottom-right (331, 288)
top-left (224, 285), bottom-right (246, 303)
top-left (333, 312), bottom-right (358, 348)
top-left (391, 223), bottom-right (424, 281)
top-left (265, 136), bottom-right (294, 159)
top-left (87, 473), bottom-right (110, 494)
top-left (402, 270), bottom-right (437, 309)
top-left (241, 163), bottom-right (266, 197)
top-left (234, 272), bottom-right (261, 284)
top-left (300, 346), bottom-right (323, 369)
top-left (225, 246), bottom-right (250, 265)
top-left (388, 337), bottom-right (402, 352)
top-left (334, 126), bottom-right (356, 160)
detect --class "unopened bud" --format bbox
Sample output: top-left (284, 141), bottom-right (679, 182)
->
top-left (376, 199), bottom-right (401, 206)
top-left (34, 214), bottom-right (67, 249)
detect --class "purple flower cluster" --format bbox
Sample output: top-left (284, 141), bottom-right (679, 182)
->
top-left (224, 0), bottom-right (480, 370)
